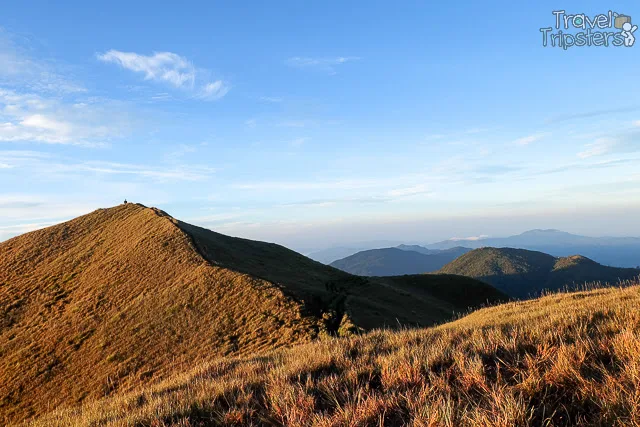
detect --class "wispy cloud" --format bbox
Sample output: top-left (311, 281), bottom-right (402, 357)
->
top-left (286, 56), bottom-right (360, 75)
top-left (259, 96), bottom-right (283, 103)
top-left (0, 28), bottom-right (86, 94)
top-left (199, 80), bottom-right (230, 100)
top-left (386, 184), bottom-right (431, 198)
top-left (578, 138), bottom-right (617, 159)
top-left (449, 234), bottom-right (489, 241)
top-left (97, 50), bottom-right (230, 100)
top-left (546, 106), bottom-right (640, 124)
top-left (577, 129), bottom-right (640, 159)
top-left (0, 89), bottom-right (127, 146)
top-left (0, 150), bottom-right (215, 182)
top-left (514, 133), bottom-right (545, 146)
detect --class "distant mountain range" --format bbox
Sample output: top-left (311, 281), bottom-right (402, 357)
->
top-left (312, 229), bottom-right (640, 268)
top-left (330, 246), bottom-right (471, 276)
top-left (425, 229), bottom-right (640, 268)
top-left (438, 247), bottom-right (640, 298)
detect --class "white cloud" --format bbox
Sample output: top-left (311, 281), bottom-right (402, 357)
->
top-left (286, 56), bottom-right (360, 75)
top-left (449, 234), bottom-right (489, 241)
top-left (0, 89), bottom-right (125, 146)
top-left (634, 120), bottom-right (640, 127)
top-left (199, 80), bottom-right (230, 100)
top-left (387, 184), bottom-right (431, 198)
top-left (245, 118), bottom-right (257, 128)
top-left (98, 50), bottom-right (229, 100)
top-left (578, 138), bottom-right (617, 159)
top-left (98, 50), bottom-right (195, 87)
top-left (514, 134), bottom-right (545, 146)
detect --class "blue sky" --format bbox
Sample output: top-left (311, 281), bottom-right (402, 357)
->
top-left (1, 1), bottom-right (640, 251)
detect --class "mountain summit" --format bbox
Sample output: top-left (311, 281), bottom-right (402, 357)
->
top-left (0, 204), bottom-right (502, 423)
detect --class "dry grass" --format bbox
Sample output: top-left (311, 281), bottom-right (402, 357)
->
top-left (31, 281), bottom-right (640, 426)
top-left (0, 204), bottom-right (503, 424)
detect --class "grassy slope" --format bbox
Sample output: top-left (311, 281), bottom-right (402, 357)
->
top-left (0, 205), bottom-right (502, 424)
top-left (439, 247), bottom-right (640, 298)
top-left (0, 204), bottom-right (320, 423)
top-left (33, 281), bottom-right (640, 426)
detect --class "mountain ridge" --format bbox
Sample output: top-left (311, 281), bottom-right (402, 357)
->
top-left (438, 247), bottom-right (640, 298)
top-left (329, 246), bottom-right (471, 276)
top-left (0, 204), bottom-right (503, 424)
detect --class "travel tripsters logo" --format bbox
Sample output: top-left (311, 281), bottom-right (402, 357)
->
top-left (540, 11), bottom-right (636, 49)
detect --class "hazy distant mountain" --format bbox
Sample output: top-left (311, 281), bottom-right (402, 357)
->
top-left (396, 244), bottom-right (442, 255)
top-left (307, 246), bottom-right (369, 264)
top-left (439, 247), bottom-right (640, 298)
top-left (425, 229), bottom-right (640, 268)
top-left (330, 247), bottom-right (471, 276)
top-left (307, 240), bottom-right (406, 264)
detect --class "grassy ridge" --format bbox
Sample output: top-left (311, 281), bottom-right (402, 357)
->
top-left (0, 204), bottom-right (502, 424)
top-left (33, 280), bottom-right (640, 426)
top-left (439, 247), bottom-right (640, 298)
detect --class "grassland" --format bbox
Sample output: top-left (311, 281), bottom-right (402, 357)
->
top-left (0, 204), bottom-right (503, 424)
top-left (31, 280), bottom-right (640, 426)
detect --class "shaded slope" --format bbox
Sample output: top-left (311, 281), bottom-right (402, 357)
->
top-left (0, 204), bottom-right (503, 423)
top-left (34, 282), bottom-right (640, 426)
top-left (439, 247), bottom-right (640, 298)
top-left (177, 221), bottom-right (503, 330)
top-left (330, 247), bottom-right (470, 276)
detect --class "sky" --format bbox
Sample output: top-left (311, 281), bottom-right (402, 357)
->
top-left (1, 1), bottom-right (640, 252)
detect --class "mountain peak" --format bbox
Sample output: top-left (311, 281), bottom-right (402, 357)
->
top-left (0, 205), bottom-right (503, 423)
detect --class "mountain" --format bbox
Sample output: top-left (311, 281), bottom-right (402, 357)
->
top-left (330, 247), bottom-right (471, 276)
top-left (396, 244), bottom-right (442, 255)
top-left (0, 204), bottom-right (503, 424)
top-left (33, 281), bottom-right (640, 426)
top-left (438, 247), bottom-right (640, 298)
top-left (306, 240), bottom-right (406, 264)
top-left (306, 246), bottom-right (370, 264)
top-left (425, 229), bottom-right (640, 268)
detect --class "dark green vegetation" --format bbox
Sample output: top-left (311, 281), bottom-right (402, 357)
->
top-left (0, 204), bottom-right (503, 424)
top-left (439, 247), bottom-right (640, 298)
top-left (330, 246), bottom-right (470, 276)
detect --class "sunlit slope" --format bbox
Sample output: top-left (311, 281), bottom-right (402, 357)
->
top-left (0, 204), bottom-right (502, 423)
top-left (34, 282), bottom-right (640, 426)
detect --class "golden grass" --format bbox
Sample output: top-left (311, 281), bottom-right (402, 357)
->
top-left (31, 281), bottom-right (640, 426)
top-left (0, 204), bottom-right (503, 424)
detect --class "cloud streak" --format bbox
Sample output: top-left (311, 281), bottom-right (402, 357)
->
top-left (286, 56), bottom-right (360, 75)
top-left (98, 50), bottom-right (230, 100)
top-left (514, 134), bottom-right (545, 146)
